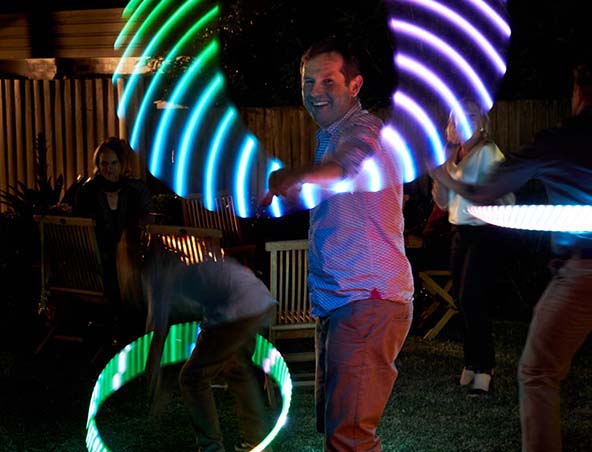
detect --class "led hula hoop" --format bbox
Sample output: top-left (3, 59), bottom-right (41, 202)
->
top-left (384, 0), bottom-right (511, 182)
top-left (468, 205), bottom-right (592, 232)
top-left (86, 322), bottom-right (292, 452)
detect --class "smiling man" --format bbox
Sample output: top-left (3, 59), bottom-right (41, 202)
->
top-left (265, 37), bottom-right (414, 451)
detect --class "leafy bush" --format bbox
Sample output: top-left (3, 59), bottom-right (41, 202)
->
top-left (0, 133), bottom-right (84, 219)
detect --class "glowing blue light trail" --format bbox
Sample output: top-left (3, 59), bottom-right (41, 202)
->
top-left (204, 107), bottom-right (237, 211)
top-left (175, 72), bottom-right (225, 196)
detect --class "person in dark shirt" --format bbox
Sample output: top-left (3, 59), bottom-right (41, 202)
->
top-left (73, 137), bottom-right (153, 337)
top-left (431, 62), bottom-right (592, 452)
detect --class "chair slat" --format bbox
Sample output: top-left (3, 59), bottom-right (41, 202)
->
top-left (145, 224), bottom-right (223, 265)
top-left (181, 193), bottom-right (242, 246)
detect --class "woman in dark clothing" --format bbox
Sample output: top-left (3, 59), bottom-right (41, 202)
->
top-left (74, 137), bottom-right (153, 337)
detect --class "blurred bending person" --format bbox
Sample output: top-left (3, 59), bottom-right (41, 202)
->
top-left (143, 249), bottom-right (276, 452)
top-left (432, 62), bottom-right (592, 452)
top-left (432, 99), bottom-right (515, 396)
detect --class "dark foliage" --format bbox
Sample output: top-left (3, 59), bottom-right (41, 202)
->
top-left (0, 133), bottom-right (85, 219)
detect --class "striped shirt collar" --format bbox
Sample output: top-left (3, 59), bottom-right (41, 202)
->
top-left (316, 99), bottom-right (362, 139)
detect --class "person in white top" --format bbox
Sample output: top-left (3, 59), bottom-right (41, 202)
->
top-left (432, 98), bottom-right (515, 396)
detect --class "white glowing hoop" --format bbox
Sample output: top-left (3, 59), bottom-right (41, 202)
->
top-left (468, 205), bottom-right (592, 232)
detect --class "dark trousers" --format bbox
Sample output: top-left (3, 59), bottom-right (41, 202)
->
top-left (179, 309), bottom-right (272, 452)
top-left (450, 224), bottom-right (504, 371)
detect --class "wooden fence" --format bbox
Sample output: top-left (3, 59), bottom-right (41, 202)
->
top-left (0, 76), bottom-right (570, 212)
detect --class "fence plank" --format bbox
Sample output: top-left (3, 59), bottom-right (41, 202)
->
top-left (0, 82), bottom-right (7, 195)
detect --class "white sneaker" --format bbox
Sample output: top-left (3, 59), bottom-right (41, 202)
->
top-left (459, 367), bottom-right (475, 386)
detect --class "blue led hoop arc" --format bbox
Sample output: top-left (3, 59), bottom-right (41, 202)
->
top-left (204, 107), bottom-right (237, 211)
top-left (85, 322), bottom-right (292, 452)
top-left (465, 0), bottom-right (511, 37)
top-left (149, 43), bottom-right (218, 177)
top-left (363, 159), bottom-right (382, 192)
top-left (394, 91), bottom-right (445, 165)
top-left (129, 16), bottom-right (219, 149)
top-left (386, 0), bottom-right (510, 183)
top-left (235, 135), bottom-right (257, 218)
top-left (175, 72), bottom-right (225, 196)
top-left (301, 183), bottom-right (320, 210)
top-left (381, 125), bottom-right (417, 183)
top-left (389, 19), bottom-right (494, 110)
top-left (266, 159), bottom-right (284, 218)
top-left (395, 53), bottom-right (472, 140)
top-left (118, 0), bottom-right (213, 119)
top-left (399, 0), bottom-right (506, 73)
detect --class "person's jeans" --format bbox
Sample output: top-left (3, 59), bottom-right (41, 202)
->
top-left (315, 299), bottom-right (413, 452)
top-left (518, 257), bottom-right (592, 452)
top-left (179, 309), bottom-right (272, 452)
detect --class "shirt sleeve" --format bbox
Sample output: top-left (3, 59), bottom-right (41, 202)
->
top-left (326, 123), bottom-right (380, 179)
top-left (461, 151), bottom-right (543, 203)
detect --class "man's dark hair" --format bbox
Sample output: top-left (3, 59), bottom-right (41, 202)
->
top-left (300, 36), bottom-right (361, 84)
top-left (574, 62), bottom-right (592, 99)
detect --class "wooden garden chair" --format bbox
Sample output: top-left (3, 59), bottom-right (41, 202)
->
top-left (417, 270), bottom-right (458, 340)
top-left (34, 215), bottom-right (112, 354)
top-left (265, 239), bottom-right (315, 406)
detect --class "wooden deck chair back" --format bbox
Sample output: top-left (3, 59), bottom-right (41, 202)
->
top-left (266, 239), bottom-right (313, 332)
top-left (34, 215), bottom-right (112, 354)
top-left (181, 194), bottom-right (242, 246)
top-left (145, 224), bottom-right (224, 265)
top-left (36, 215), bottom-right (106, 299)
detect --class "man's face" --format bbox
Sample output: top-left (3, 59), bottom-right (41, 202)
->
top-left (301, 51), bottom-right (362, 128)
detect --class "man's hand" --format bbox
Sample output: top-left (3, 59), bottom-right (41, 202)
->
top-left (261, 168), bottom-right (302, 207)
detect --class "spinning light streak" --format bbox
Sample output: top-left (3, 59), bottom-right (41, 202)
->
top-left (128, 9), bottom-right (220, 149)
top-left (394, 91), bottom-right (445, 166)
top-left (85, 323), bottom-right (292, 452)
top-left (115, 0), bottom-right (511, 218)
top-left (175, 71), bottom-right (225, 196)
top-left (468, 205), bottom-right (592, 233)
top-left (265, 159), bottom-right (284, 218)
top-left (385, 0), bottom-right (511, 179)
top-left (204, 107), bottom-right (237, 211)
top-left (115, 0), bottom-right (294, 217)
top-left (381, 125), bottom-right (417, 183)
top-left (235, 135), bottom-right (257, 218)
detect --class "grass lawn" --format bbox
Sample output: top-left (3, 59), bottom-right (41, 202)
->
top-left (1, 318), bottom-right (591, 452)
